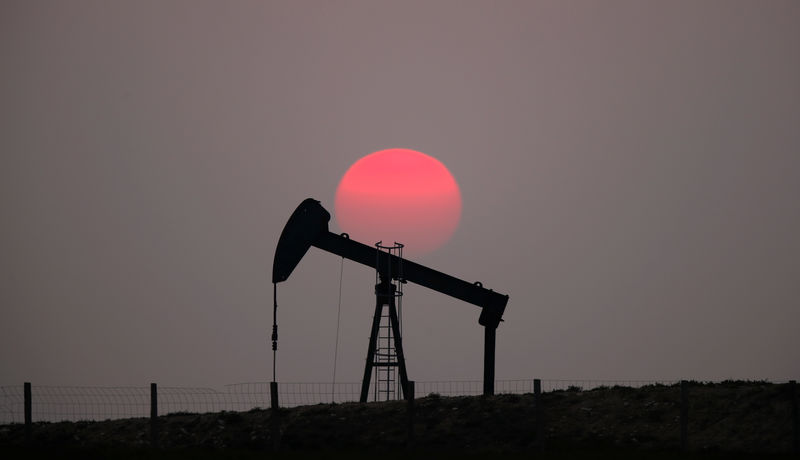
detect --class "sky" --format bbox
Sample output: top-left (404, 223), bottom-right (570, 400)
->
top-left (1, 1), bottom-right (798, 389)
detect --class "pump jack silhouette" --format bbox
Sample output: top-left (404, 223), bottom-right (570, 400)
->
top-left (272, 198), bottom-right (509, 400)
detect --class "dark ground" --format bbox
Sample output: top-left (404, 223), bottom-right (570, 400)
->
top-left (1, 381), bottom-right (797, 458)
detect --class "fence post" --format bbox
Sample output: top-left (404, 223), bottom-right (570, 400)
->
top-left (270, 381), bottom-right (279, 410)
top-left (534, 379), bottom-right (544, 450)
top-left (791, 380), bottom-right (798, 454)
top-left (270, 381), bottom-right (280, 451)
top-left (407, 381), bottom-right (415, 447)
top-left (680, 380), bottom-right (688, 452)
top-left (24, 382), bottom-right (31, 443)
top-left (150, 383), bottom-right (158, 448)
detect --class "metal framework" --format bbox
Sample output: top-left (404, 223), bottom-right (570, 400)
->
top-left (360, 242), bottom-right (407, 402)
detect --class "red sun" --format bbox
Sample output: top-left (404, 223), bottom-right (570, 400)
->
top-left (335, 148), bottom-right (462, 256)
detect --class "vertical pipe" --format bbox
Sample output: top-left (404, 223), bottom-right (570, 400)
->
top-left (534, 379), bottom-right (543, 449)
top-left (483, 327), bottom-right (496, 396)
top-left (270, 381), bottom-right (280, 451)
top-left (791, 380), bottom-right (798, 454)
top-left (150, 383), bottom-right (158, 448)
top-left (680, 380), bottom-right (688, 452)
top-left (24, 382), bottom-right (31, 442)
top-left (407, 380), bottom-right (415, 447)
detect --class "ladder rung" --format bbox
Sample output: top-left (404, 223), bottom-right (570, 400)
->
top-left (372, 302), bottom-right (403, 402)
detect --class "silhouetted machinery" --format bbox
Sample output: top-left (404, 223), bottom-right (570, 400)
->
top-left (272, 198), bottom-right (509, 400)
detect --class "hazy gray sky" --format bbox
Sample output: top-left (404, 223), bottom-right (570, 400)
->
top-left (2, 1), bottom-right (798, 388)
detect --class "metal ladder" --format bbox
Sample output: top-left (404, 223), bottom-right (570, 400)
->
top-left (374, 307), bottom-right (398, 400)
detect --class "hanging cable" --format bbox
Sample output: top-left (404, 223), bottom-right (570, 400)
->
top-left (331, 257), bottom-right (344, 402)
top-left (272, 282), bottom-right (278, 382)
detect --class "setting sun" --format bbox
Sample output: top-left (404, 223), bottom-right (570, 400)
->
top-left (334, 148), bottom-right (462, 256)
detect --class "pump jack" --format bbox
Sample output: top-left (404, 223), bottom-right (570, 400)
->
top-left (272, 198), bottom-right (509, 400)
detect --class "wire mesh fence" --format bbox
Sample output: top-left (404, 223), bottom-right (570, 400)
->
top-left (0, 385), bottom-right (150, 423)
top-left (414, 378), bottom-right (682, 397)
top-left (0, 378), bottom-right (698, 424)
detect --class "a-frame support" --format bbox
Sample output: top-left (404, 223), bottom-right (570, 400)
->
top-left (360, 277), bottom-right (411, 402)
